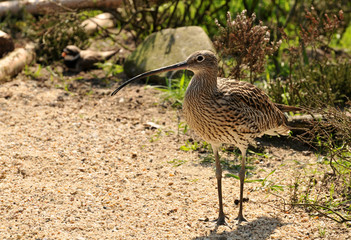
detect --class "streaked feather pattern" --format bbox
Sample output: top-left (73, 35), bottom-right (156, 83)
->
top-left (182, 52), bottom-right (289, 150)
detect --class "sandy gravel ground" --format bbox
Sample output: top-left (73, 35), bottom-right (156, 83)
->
top-left (0, 73), bottom-right (349, 239)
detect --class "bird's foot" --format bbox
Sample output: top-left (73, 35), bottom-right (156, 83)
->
top-left (199, 215), bottom-right (232, 229)
top-left (235, 214), bottom-right (247, 224)
top-left (213, 214), bottom-right (232, 228)
top-left (214, 215), bottom-right (227, 226)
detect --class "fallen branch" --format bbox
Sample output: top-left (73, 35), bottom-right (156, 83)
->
top-left (81, 12), bottom-right (116, 35)
top-left (0, 43), bottom-right (36, 82)
top-left (291, 202), bottom-right (351, 223)
top-left (0, 0), bottom-right (122, 17)
top-left (285, 114), bottom-right (323, 135)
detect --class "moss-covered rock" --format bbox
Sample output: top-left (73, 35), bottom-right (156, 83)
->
top-left (124, 26), bottom-right (214, 84)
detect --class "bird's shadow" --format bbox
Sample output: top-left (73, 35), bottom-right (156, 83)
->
top-left (193, 216), bottom-right (287, 240)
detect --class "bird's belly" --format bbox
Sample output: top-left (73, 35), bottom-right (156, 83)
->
top-left (183, 105), bottom-right (248, 146)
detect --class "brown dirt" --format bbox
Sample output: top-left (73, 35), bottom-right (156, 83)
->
top-left (0, 68), bottom-right (349, 239)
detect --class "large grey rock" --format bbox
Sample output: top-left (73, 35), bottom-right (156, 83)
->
top-left (124, 26), bottom-right (214, 83)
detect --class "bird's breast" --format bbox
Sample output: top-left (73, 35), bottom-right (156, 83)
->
top-left (182, 95), bottom-right (249, 146)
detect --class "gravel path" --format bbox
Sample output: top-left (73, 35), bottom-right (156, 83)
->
top-left (0, 76), bottom-right (349, 239)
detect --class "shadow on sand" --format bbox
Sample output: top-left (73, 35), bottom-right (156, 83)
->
top-left (193, 216), bottom-right (287, 240)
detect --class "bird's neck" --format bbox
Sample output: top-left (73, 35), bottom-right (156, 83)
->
top-left (186, 70), bottom-right (218, 98)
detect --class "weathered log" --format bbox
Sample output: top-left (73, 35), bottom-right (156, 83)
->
top-left (81, 12), bottom-right (116, 35)
top-left (0, 0), bottom-right (122, 17)
top-left (288, 114), bottom-right (322, 124)
top-left (286, 114), bottom-right (323, 134)
top-left (0, 43), bottom-right (36, 82)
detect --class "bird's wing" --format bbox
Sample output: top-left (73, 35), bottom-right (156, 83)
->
top-left (217, 78), bottom-right (289, 135)
top-left (80, 51), bottom-right (104, 61)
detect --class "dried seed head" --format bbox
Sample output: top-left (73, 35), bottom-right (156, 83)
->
top-left (339, 10), bottom-right (344, 20)
top-left (213, 10), bottom-right (281, 81)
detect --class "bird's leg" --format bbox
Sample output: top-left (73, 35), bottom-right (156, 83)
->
top-left (235, 148), bottom-right (247, 223)
top-left (213, 146), bottom-right (226, 225)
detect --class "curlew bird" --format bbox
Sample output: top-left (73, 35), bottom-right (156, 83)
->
top-left (111, 50), bottom-right (290, 225)
top-left (62, 45), bottom-right (119, 72)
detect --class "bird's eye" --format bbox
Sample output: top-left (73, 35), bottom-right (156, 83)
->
top-left (196, 55), bottom-right (204, 62)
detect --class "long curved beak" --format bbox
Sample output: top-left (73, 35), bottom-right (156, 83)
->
top-left (111, 60), bottom-right (188, 96)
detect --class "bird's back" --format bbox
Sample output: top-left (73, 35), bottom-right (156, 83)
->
top-left (183, 78), bottom-right (289, 148)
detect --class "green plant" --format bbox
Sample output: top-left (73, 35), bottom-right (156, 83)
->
top-left (287, 105), bottom-right (351, 223)
top-left (167, 159), bottom-right (187, 167)
top-left (318, 225), bottom-right (326, 238)
top-left (177, 121), bottom-right (189, 135)
top-left (148, 128), bottom-right (174, 143)
top-left (95, 62), bottom-right (124, 86)
top-left (56, 74), bottom-right (83, 94)
top-left (150, 129), bottom-right (163, 142)
top-left (31, 13), bottom-right (90, 64)
top-left (156, 72), bottom-right (191, 108)
top-left (226, 168), bottom-right (284, 192)
top-left (340, 24), bottom-right (351, 50)
top-left (289, 152), bottom-right (351, 223)
top-left (24, 64), bottom-right (42, 79)
top-left (180, 140), bottom-right (199, 152)
top-left (115, 0), bottom-right (241, 42)
top-left (0, 9), bottom-right (35, 38)
top-left (180, 140), bottom-right (210, 153)
top-left (268, 8), bottom-right (349, 107)
top-left (96, 62), bottom-right (124, 78)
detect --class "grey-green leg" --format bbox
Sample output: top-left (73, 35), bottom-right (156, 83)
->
top-left (213, 145), bottom-right (226, 225)
top-left (235, 148), bottom-right (247, 223)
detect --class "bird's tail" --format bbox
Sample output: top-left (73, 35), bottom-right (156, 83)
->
top-left (264, 125), bottom-right (290, 136)
top-left (102, 48), bottom-right (120, 59)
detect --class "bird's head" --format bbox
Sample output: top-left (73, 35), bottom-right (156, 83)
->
top-left (110, 50), bottom-right (218, 96)
top-left (62, 45), bottom-right (81, 58)
top-left (184, 50), bottom-right (218, 74)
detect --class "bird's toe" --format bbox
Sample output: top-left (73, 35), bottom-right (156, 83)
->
top-left (235, 215), bottom-right (247, 224)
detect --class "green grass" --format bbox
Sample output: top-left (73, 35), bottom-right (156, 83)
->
top-left (179, 140), bottom-right (210, 152)
top-left (289, 155), bottom-right (351, 223)
top-left (155, 72), bottom-right (191, 108)
top-left (339, 24), bottom-right (351, 51)
top-left (167, 159), bottom-right (187, 167)
top-left (24, 64), bottom-right (42, 79)
top-left (180, 140), bottom-right (200, 151)
top-left (177, 121), bottom-right (189, 135)
top-left (96, 62), bottom-right (124, 78)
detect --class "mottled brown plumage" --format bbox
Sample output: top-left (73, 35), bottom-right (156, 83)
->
top-left (111, 50), bottom-right (290, 225)
top-left (184, 76), bottom-right (289, 147)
